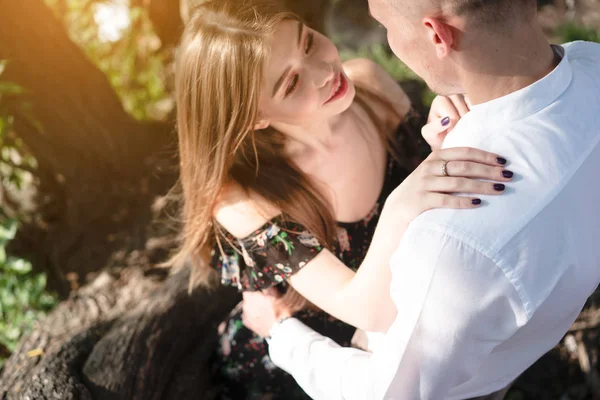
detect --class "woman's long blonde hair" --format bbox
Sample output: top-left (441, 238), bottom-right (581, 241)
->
top-left (172, 0), bottom-right (407, 306)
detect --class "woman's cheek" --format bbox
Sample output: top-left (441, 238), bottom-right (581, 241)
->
top-left (292, 89), bottom-right (319, 118)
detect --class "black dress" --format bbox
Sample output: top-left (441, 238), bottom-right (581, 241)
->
top-left (212, 119), bottom-right (424, 400)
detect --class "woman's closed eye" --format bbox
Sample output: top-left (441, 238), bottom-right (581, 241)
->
top-left (285, 32), bottom-right (315, 97)
top-left (286, 75), bottom-right (299, 96)
top-left (305, 32), bottom-right (314, 55)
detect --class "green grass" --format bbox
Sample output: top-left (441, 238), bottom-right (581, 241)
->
top-left (555, 22), bottom-right (600, 43)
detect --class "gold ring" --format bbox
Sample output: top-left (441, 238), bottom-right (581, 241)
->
top-left (441, 160), bottom-right (449, 177)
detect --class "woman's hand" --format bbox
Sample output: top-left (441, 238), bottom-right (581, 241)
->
top-left (423, 95), bottom-right (471, 151)
top-left (386, 147), bottom-right (512, 224)
top-left (242, 288), bottom-right (292, 338)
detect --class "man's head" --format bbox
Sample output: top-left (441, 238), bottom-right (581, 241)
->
top-left (368, 0), bottom-right (538, 95)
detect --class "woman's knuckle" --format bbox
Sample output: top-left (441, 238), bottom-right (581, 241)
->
top-left (452, 161), bottom-right (467, 175)
top-left (447, 178), bottom-right (460, 191)
top-left (439, 196), bottom-right (452, 208)
top-left (464, 147), bottom-right (477, 158)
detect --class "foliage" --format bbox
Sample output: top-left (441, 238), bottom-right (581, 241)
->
top-left (339, 44), bottom-right (436, 107)
top-left (555, 22), bottom-right (600, 43)
top-left (0, 219), bottom-right (58, 370)
top-left (44, 0), bottom-right (172, 121)
top-left (0, 60), bottom-right (38, 222)
top-left (0, 61), bottom-right (56, 370)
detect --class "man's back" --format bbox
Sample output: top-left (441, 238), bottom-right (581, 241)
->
top-left (412, 41), bottom-right (600, 396)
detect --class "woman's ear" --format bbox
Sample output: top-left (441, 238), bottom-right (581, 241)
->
top-left (253, 119), bottom-right (270, 131)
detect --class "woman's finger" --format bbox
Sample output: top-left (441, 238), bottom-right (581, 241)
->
top-left (429, 96), bottom-right (460, 122)
top-left (425, 176), bottom-right (507, 195)
top-left (422, 116), bottom-right (452, 136)
top-left (425, 193), bottom-right (484, 209)
top-left (464, 95), bottom-right (473, 109)
top-left (431, 147), bottom-right (507, 167)
top-left (449, 94), bottom-right (470, 117)
top-left (430, 160), bottom-right (514, 181)
top-left (422, 117), bottom-right (454, 145)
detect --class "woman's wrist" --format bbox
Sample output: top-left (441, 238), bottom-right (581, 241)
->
top-left (381, 193), bottom-right (412, 229)
top-left (267, 315), bottom-right (293, 340)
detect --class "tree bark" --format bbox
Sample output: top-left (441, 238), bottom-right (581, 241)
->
top-left (148, 0), bottom-right (184, 48)
top-left (0, 267), bottom-right (240, 399)
top-left (0, 0), bottom-right (177, 296)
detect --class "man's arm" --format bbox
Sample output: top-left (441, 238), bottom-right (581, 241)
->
top-left (268, 225), bottom-right (527, 400)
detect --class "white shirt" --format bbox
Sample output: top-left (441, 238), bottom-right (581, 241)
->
top-left (267, 41), bottom-right (600, 400)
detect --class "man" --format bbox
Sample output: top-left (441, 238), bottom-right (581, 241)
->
top-left (242, 0), bottom-right (600, 399)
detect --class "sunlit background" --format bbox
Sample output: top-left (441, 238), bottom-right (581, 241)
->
top-left (0, 0), bottom-right (599, 398)
top-left (95, 0), bottom-right (130, 42)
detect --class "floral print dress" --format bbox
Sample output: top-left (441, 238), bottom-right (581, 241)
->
top-left (212, 119), bottom-right (424, 400)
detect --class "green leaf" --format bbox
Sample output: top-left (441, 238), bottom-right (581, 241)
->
top-left (4, 326), bottom-right (20, 341)
top-left (39, 293), bottom-right (57, 310)
top-left (0, 82), bottom-right (25, 95)
top-left (5, 258), bottom-right (32, 275)
top-left (1, 290), bottom-right (16, 308)
top-left (0, 219), bottom-right (17, 241)
top-left (0, 246), bottom-right (6, 264)
top-left (15, 287), bottom-right (30, 308)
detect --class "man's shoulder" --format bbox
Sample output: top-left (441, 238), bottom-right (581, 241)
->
top-left (406, 179), bottom-right (544, 259)
top-left (563, 40), bottom-right (600, 64)
top-left (563, 40), bottom-right (600, 53)
top-left (404, 208), bottom-right (502, 258)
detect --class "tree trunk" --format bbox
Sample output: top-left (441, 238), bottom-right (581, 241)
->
top-left (0, 266), bottom-right (241, 399)
top-left (0, 0), bottom-right (176, 297)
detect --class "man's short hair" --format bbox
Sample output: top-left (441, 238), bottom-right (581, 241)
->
top-left (391, 0), bottom-right (536, 27)
top-left (441, 0), bottom-right (536, 26)
top-left (450, 0), bottom-right (536, 18)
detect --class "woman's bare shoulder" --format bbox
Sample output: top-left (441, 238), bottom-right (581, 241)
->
top-left (213, 182), bottom-right (281, 239)
top-left (343, 58), bottom-right (411, 118)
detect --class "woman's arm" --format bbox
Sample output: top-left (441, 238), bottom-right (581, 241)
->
top-left (288, 147), bottom-right (512, 332)
top-left (219, 148), bottom-right (513, 333)
top-left (286, 211), bottom-right (403, 333)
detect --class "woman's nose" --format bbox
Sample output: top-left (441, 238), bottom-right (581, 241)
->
top-left (315, 63), bottom-right (335, 88)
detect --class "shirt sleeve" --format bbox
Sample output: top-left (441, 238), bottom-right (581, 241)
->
top-left (268, 225), bottom-right (527, 400)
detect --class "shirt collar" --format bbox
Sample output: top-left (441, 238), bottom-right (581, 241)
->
top-left (459, 45), bottom-right (572, 128)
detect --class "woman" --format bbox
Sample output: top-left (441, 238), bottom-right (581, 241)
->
top-left (172, 1), bottom-right (512, 398)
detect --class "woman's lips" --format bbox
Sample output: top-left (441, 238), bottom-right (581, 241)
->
top-left (325, 72), bottom-right (348, 104)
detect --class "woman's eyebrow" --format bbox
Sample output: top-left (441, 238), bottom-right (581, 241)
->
top-left (272, 22), bottom-right (304, 97)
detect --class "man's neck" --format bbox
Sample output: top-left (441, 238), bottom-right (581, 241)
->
top-left (460, 26), bottom-right (558, 106)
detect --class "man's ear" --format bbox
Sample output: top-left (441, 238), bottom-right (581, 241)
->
top-left (253, 119), bottom-right (270, 131)
top-left (423, 17), bottom-right (455, 59)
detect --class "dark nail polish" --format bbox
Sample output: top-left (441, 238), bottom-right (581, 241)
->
top-left (494, 184), bottom-right (506, 191)
top-left (472, 199), bottom-right (482, 205)
top-left (441, 117), bottom-right (450, 127)
top-left (497, 157), bottom-right (507, 165)
top-left (502, 170), bottom-right (514, 178)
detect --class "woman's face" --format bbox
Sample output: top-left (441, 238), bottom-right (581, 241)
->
top-left (258, 20), bottom-right (356, 126)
